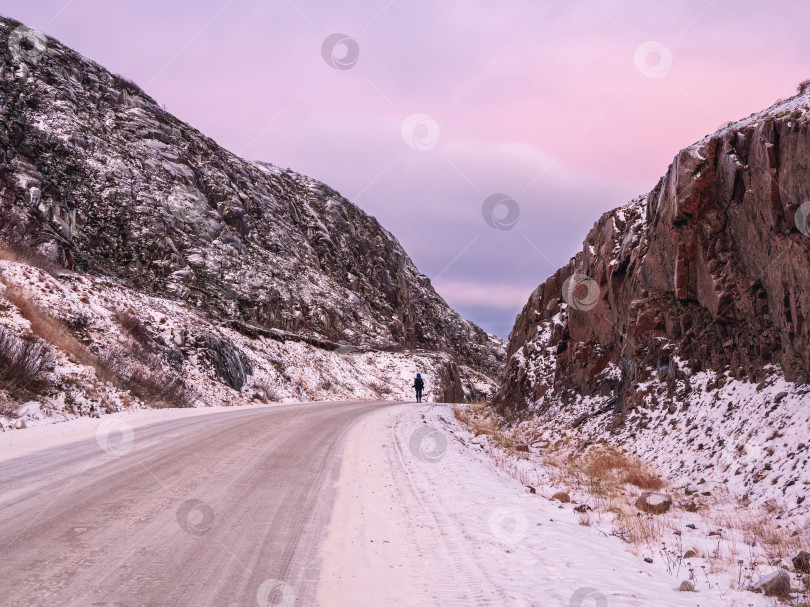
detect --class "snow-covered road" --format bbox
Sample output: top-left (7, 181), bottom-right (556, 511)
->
top-left (319, 404), bottom-right (743, 606)
top-left (1, 401), bottom-right (750, 606)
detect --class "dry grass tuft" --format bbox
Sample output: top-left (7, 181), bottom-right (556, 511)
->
top-left (0, 240), bottom-right (63, 276)
top-left (453, 403), bottom-right (517, 449)
top-left (3, 284), bottom-right (95, 367)
top-left (581, 448), bottom-right (664, 491)
top-left (3, 284), bottom-right (192, 408)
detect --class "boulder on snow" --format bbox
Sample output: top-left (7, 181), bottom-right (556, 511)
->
top-left (635, 491), bottom-right (672, 515)
top-left (679, 581), bottom-right (695, 592)
top-left (551, 491), bottom-right (570, 503)
top-left (750, 569), bottom-right (791, 598)
top-left (793, 551), bottom-right (810, 574)
top-left (14, 418), bottom-right (26, 429)
top-left (683, 550), bottom-right (698, 559)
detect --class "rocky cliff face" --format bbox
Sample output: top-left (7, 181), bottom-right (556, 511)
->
top-left (495, 89), bottom-right (810, 418)
top-left (0, 16), bottom-right (504, 382)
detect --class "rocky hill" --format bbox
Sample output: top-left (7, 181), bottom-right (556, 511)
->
top-left (493, 86), bottom-right (810, 512)
top-left (0, 15), bottom-right (504, 423)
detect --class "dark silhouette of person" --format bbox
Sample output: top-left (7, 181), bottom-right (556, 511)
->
top-left (413, 373), bottom-right (424, 403)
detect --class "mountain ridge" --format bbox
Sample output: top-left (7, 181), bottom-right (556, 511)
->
top-left (0, 15), bottom-right (504, 383)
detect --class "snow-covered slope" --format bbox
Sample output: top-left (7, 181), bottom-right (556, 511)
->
top-left (493, 86), bottom-right (810, 519)
top-left (0, 16), bottom-right (505, 424)
top-left (0, 259), bottom-right (496, 429)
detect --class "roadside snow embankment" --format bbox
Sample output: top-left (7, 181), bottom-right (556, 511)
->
top-left (317, 404), bottom-right (755, 606)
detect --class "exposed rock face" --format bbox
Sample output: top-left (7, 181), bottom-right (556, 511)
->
top-left (0, 17), bottom-right (504, 383)
top-left (495, 90), bottom-right (810, 417)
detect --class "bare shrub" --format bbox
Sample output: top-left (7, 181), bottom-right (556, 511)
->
top-left (113, 73), bottom-right (147, 96)
top-left (98, 349), bottom-right (192, 408)
top-left (799, 79), bottom-right (810, 94)
top-left (114, 309), bottom-right (152, 347)
top-left (0, 327), bottom-right (53, 395)
top-left (127, 367), bottom-right (193, 408)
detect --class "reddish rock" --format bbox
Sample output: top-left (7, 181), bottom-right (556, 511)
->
top-left (494, 92), bottom-right (810, 416)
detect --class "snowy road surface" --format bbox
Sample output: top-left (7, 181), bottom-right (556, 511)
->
top-left (0, 401), bottom-right (391, 606)
top-left (0, 402), bottom-right (741, 606)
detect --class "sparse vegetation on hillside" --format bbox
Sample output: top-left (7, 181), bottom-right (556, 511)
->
top-left (0, 327), bottom-right (53, 397)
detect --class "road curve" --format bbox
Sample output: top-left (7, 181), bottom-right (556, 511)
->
top-left (0, 401), bottom-right (397, 607)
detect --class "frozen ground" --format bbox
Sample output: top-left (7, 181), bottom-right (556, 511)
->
top-left (317, 404), bottom-right (775, 606)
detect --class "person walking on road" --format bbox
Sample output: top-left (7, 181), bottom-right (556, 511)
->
top-left (413, 373), bottom-right (424, 403)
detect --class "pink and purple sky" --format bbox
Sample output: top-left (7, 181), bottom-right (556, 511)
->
top-left (7, 0), bottom-right (810, 337)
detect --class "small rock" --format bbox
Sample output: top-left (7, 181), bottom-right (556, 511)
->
top-left (750, 569), bottom-right (791, 598)
top-left (515, 443), bottom-right (529, 452)
top-left (708, 530), bottom-right (721, 537)
top-left (644, 557), bottom-right (653, 563)
top-left (635, 491), bottom-right (673, 515)
top-left (683, 550), bottom-right (698, 558)
top-left (551, 491), bottom-right (570, 503)
top-left (14, 419), bottom-right (26, 429)
top-left (682, 501), bottom-right (697, 513)
top-left (793, 551), bottom-right (810, 574)
top-left (686, 524), bottom-right (696, 530)
top-left (526, 486), bottom-right (536, 494)
top-left (679, 581), bottom-right (695, 592)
